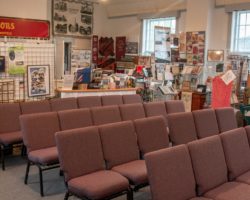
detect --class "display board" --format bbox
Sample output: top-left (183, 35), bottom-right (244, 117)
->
top-left (71, 49), bottom-right (91, 74)
top-left (52, 0), bottom-right (93, 37)
top-left (0, 41), bottom-right (55, 101)
top-left (186, 31), bottom-right (205, 65)
top-left (154, 26), bottom-right (171, 63)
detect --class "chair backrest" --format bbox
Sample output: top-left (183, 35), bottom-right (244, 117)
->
top-left (99, 121), bottom-right (139, 169)
top-left (145, 145), bottom-right (196, 200)
top-left (168, 112), bottom-right (197, 145)
top-left (20, 100), bottom-right (51, 114)
top-left (77, 96), bottom-right (102, 108)
top-left (193, 109), bottom-right (219, 139)
top-left (58, 108), bottom-right (93, 131)
top-left (134, 116), bottom-right (169, 156)
top-left (91, 105), bottom-right (122, 125)
top-left (20, 112), bottom-right (60, 152)
top-left (165, 100), bottom-right (185, 114)
top-left (119, 103), bottom-right (145, 121)
top-left (220, 128), bottom-right (250, 180)
top-left (215, 107), bottom-right (238, 132)
top-left (122, 94), bottom-right (142, 104)
top-left (50, 97), bottom-right (78, 111)
top-left (187, 135), bottom-right (228, 196)
top-left (0, 103), bottom-right (21, 133)
top-left (101, 95), bottom-right (123, 106)
top-left (143, 102), bottom-right (168, 125)
top-left (55, 127), bottom-right (105, 182)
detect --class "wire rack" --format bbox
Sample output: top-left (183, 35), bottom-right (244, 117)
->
top-left (0, 40), bottom-right (55, 102)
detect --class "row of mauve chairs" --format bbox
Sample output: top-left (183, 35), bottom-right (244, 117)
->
top-left (20, 114), bottom-right (169, 198)
top-left (145, 126), bottom-right (250, 200)
top-left (0, 98), bottom-right (185, 170)
top-left (167, 107), bottom-right (238, 146)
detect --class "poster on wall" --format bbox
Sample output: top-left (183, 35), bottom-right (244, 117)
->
top-left (116, 36), bottom-right (126, 61)
top-left (52, 0), bottom-right (93, 37)
top-left (8, 46), bottom-right (25, 74)
top-left (126, 42), bottom-right (139, 55)
top-left (154, 26), bottom-right (171, 63)
top-left (27, 65), bottom-right (50, 97)
top-left (71, 49), bottom-right (91, 74)
top-left (186, 31), bottom-right (205, 65)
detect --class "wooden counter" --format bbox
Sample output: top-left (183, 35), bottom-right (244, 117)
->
top-left (56, 88), bottom-right (137, 98)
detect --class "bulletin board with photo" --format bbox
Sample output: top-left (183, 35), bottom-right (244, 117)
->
top-left (186, 31), bottom-right (205, 65)
top-left (52, 0), bottom-right (93, 37)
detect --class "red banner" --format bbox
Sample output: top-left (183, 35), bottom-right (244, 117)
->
top-left (0, 17), bottom-right (50, 39)
top-left (92, 35), bottom-right (98, 64)
top-left (116, 36), bottom-right (126, 61)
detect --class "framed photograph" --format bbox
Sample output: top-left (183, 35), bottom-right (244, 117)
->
top-left (52, 0), bottom-right (93, 37)
top-left (27, 65), bottom-right (50, 97)
top-left (207, 50), bottom-right (224, 62)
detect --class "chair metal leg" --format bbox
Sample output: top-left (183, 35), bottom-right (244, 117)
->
top-left (38, 165), bottom-right (44, 197)
top-left (64, 191), bottom-right (70, 200)
top-left (127, 188), bottom-right (134, 200)
top-left (1, 145), bottom-right (5, 171)
top-left (59, 169), bottom-right (64, 177)
top-left (24, 161), bottom-right (31, 184)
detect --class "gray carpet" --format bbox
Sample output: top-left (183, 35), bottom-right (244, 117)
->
top-left (0, 156), bottom-right (151, 200)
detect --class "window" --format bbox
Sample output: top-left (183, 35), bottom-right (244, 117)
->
top-left (231, 10), bottom-right (250, 53)
top-left (142, 17), bottom-right (176, 55)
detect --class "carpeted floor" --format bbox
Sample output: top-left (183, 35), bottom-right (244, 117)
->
top-left (0, 156), bottom-right (151, 200)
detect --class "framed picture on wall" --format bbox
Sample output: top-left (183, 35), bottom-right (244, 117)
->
top-left (52, 0), bottom-right (93, 37)
top-left (207, 50), bottom-right (224, 62)
top-left (27, 65), bottom-right (50, 97)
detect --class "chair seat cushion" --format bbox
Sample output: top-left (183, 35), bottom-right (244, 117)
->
top-left (0, 131), bottom-right (22, 146)
top-left (28, 146), bottom-right (58, 165)
top-left (204, 182), bottom-right (250, 200)
top-left (190, 198), bottom-right (213, 200)
top-left (236, 170), bottom-right (250, 185)
top-left (112, 160), bottom-right (148, 185)
top-left (68, 170), bottom-right (129, 199)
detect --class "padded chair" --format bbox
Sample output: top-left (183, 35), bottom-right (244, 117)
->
top-left (50, 97), bottom-right (78, 111)
top-left (220, 128), bottom-right (250, 183)
top-left (193, 109), bottom-right (219, 139)
top-left (99, 121), bottom-right (148, 190)
top-left (55, 127), bottom-right (132, 200)
top-left (165, 100), bottom-right (185, 114)
top-left (20, 100), bottom-right (51, 114)
top-left (91, 105), bottom-right (122, 125)
top-left (0, 103), bottom-right (22, 170)
top-left (168, 112), bottom-right (197, 145)
top-left (122, 94), bottom-right (142, 104)
top-left (20, 112), bottom-right (60, 196)
top-left (58, 108), bottom-right (93, 131)
top-left (77, 96), bottom-right (102, 108)
top-left (143, 102), bottom-right (168, 125)
top-left (145, 145), bottom-right (212, 200)
top-left (188, 135), bottom-right (250, 199)
top-left (215, 107), bottom-right (238, 132)
top-left (134, 116), bottom-right (169, 156)
top-left (119, 103), bottom-right (146, 121)
top-left (101, 95), bottom-right (123, 106)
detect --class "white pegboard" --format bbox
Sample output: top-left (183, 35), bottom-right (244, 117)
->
top-left (0, 40), bottom-right (55, 101)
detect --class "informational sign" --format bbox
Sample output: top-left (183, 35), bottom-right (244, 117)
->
top-left (154, 26), bottom-right (171, 63)
top-left (8, 46), bottom-right (25, 74)
top-left (71, 49), bottom-right (91, 74)
top-left (0, 17), bottom-right (49, 39)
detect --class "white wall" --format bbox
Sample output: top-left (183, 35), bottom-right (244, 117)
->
top-left (0, 0), bottom-right (49, 20)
